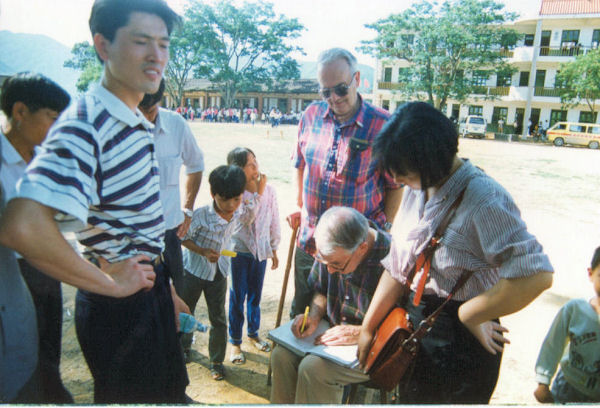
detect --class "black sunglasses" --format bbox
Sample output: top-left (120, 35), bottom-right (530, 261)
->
top-left (319, 72), bottom-right (357, 99)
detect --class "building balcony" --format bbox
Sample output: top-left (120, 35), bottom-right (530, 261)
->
top-left (378, 81), bottom-right (405, 90)
top-left (538, 45), bottom-right (591, 57)
top-left (472, 86), bottom-right (511, 96)
top-left (534, 87), bottom-right (562, 97)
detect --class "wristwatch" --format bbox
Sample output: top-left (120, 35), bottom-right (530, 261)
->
top-left (183, 208), bottom-right (193, 218)
top-left (384, 221), bottom-right (393, 231)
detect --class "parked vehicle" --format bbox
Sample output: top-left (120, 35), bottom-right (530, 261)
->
top-left (546, 121), bottom-right (600, 149)
top-left (459, 115), bottom-right (487, 138)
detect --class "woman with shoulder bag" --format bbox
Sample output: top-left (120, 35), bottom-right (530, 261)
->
top-left (356, 102), bottom-right (554, 404)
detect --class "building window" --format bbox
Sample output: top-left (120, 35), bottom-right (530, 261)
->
top-left (398, 68), bottom-right (410, 83)
top-left (550, 109), bottom-right (567, 126)
top-left (539, 30), bottom-right (551, 55)
top-left (524, 34), bottom-right (534, 46)
top-left (519, 71), bottom-right (530, 86)
top-left (496, 72), bottom-right (511, 87)
top-left (472, 70), bottom-right (489, 86)
top-left (492, 107), bottom-right (508, 124)
top-left (593, 30), bottom-right (600, 49)
top-left (383, 67), bottom-right (392, 82)
top-left (561, 30), bottom-right (580, 47)
top-left (400, 34), bottom-right (414, 45)
top-left (382, 100), bottom-right (390, 111)
top-left (468, 105), bottom-right (483, 116)
top-left (579, 111), bottom-right (597, 123)
top-left (535, 70), bottom-right (546, 88)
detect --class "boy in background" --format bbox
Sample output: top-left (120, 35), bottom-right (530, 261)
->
top-left (534, 246), bottom-right (600, 403)
top-left (180, 165), bottom-right (254, 381)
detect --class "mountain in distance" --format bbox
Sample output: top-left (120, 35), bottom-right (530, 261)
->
top-left (299, 61), bottom-right (375, 93)
top-left (0, 30), bottom-right (80, 96)
top-left (0, 30), bottom-right (376, 97)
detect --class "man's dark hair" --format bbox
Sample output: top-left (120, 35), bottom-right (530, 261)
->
top-left (226, 147), bottom-right (255, 168)
top-left (89, 0), bottom-right (180, 42)
top-left (208, 165), bottom-right (246, 199)
top-left (592, 246), bottom-right (600, 270)
top-left (373, 101), bottom-right (458, 189)
top-left (1, 72), bottom-right (71, 118)
top-left (139, 78), bottom-right (165, 110)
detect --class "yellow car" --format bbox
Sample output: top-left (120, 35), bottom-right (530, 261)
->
top-left (547, 121), bottom-right (600, 149)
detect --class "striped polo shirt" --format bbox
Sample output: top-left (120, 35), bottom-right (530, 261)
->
top-left (382, 159), bottom-right (554, 301)
top-left (17, 85), bottom-right (165, 262)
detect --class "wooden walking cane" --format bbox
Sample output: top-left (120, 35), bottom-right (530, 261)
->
top-left (267, 224), bottom-right (298, 385)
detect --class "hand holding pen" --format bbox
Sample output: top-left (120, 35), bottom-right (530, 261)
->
top-left (291, 306), bottom-right (317, 338)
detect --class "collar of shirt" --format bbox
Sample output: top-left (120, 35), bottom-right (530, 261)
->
top-left (0, 130), bottom-right (26, 166)
top-left (322, 93), bottom-right (365, 128)
top-left (152, 108), bottom-right (170, 136)
top-left (90, 84), bottom-right (154, 131)
top-left (207, 200), bottom-right (237, 225)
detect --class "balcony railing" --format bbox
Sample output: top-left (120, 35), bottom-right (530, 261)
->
top-left (378, 81), bottom-right (404, 90)
top-left (472, 86), bottom-right (510, 96)
top-left (534, 87), bottom-right (562, 97)
top-left (538, 45), bottom-right (592, 57)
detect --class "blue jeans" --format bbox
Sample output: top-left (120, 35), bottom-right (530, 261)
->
top-left (551, 369), bottom-right (596, 404)
top-left (228, 253), bottom-right (267, 345)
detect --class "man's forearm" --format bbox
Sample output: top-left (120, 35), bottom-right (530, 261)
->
top-left (183, 171), bottom-right (202, 209)
top-left (309, 292), bottom-right (328, 320)
top-left (0, 198), bottom-right (121, 296)
top-left (295, 167), bottom-right (304, 208)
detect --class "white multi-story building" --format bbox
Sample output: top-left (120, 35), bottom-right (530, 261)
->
top-left (373, 0), bottom-right (600, 136)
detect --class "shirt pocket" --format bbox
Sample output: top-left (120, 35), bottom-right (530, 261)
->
top-left (337, 141), bottom-right (372, 183)
top-left (158, 155), bottom-right (182, 189)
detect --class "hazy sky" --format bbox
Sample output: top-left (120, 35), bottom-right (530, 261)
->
top-left (0, 0), bottom-right (542, 66)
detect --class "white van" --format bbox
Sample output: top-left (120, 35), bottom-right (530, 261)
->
top-left (459, 115), bottom-right (487, 139)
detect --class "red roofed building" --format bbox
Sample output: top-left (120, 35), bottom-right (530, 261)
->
top-left (374, 0), bottom-right (600, 142)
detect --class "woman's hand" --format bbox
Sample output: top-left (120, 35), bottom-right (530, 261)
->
top-left (461, 319), bottom-right (510, 354)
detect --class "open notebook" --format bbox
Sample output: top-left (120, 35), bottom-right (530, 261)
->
top-left (268, 319), bottom-right (360, 369)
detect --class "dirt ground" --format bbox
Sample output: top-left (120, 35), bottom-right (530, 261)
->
top-left (58, 122), bottom-right (600, 404)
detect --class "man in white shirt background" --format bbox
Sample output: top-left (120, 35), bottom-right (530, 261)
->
top-left (139, 79), bottom-right (204, 295)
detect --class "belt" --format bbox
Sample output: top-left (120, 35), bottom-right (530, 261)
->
top-left (88, 252), bottom-right (164, 267)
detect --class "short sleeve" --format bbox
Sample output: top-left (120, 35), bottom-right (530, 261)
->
top-left (472, 194), bottom-right (553, 279)
top-left (17, 120), bottom-right (99, 227)
top-left (180, 119), bottom-right (204, 174)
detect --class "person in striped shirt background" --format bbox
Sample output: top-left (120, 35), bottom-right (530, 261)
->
top-left (0, 0), bottom-right (191, 403)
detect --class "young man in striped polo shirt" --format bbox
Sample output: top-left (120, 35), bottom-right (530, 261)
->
top-left (0, 0), bottom-right (189, 403)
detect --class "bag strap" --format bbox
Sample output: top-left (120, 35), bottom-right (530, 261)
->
top-left (401, 186), bottom-right (468, 307)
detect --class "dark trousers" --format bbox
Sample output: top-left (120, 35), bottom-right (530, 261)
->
top-left (19, 258), bottom-right (73, 403)
top-left (163, 227), bottom-right (184, 295)
top-left (290, 246), bottom-right (315, 318)
top-left (180, 269), bottom-right (227, 365)
top-left (402, 293), bottom-right (503, 404)
top-left (228, 253), bottom-right (267, 344)
top-left (75, 260), bottom-right (188, 404)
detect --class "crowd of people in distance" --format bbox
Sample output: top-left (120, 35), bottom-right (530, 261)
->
top-left (1, 0), bottom-right (599, 405)
top-left (171, 106), bottom-right (303, 126)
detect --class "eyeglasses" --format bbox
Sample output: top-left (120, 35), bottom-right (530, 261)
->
top-left (315, 248), bottom-right (356, 273)
top-left (319, 72), bottom-right (357, 99)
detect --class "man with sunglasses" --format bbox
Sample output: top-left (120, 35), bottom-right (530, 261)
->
top-left (271, 206), bottom-right (391, 404)
top-left (288, 48), bottom-right (403, 319)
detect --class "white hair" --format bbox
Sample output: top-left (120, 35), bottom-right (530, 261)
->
top-left (314, 206), bottom-right (368, 256)
top-left (317, 48), bottom-right (358, 74)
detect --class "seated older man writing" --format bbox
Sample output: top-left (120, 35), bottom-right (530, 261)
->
top-left (270, 206), bottom-right (391, 404)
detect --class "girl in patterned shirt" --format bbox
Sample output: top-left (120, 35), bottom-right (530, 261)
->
top-left (226, 147), bottom-right (281, 365)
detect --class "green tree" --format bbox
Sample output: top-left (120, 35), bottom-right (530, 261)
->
top-left (63, 41), bottom-right (102, 93)
top-left (361, 0), bottom-right (519, 110)
top-left (185, 0), bottom-right (304, 108)
top-left (556, 49), bottom-right (600, 117)
top-left (165, 18), bottom-right (215, 108)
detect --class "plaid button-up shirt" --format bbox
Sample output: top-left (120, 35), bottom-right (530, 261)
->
top-left (293, 96), bottom-right (401, 254)
top-left (308, 225), bottom-right (391, 326)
